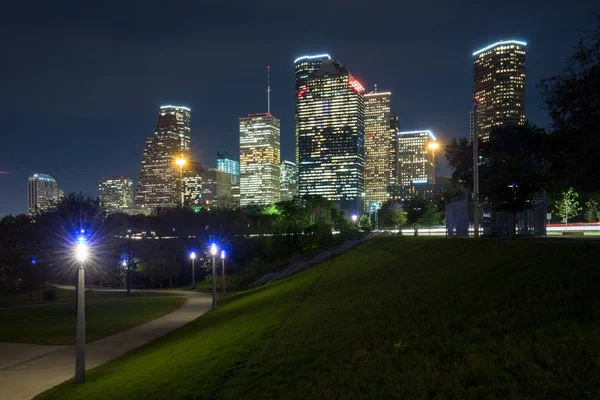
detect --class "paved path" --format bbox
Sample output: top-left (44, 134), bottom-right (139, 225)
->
top-left (0, 289), bottom-right (212, 400)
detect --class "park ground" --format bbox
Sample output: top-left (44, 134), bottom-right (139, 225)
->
top-left (39, 237), bottom-right (600, 399)
top-left (0, 289), bottom-right (186, 345)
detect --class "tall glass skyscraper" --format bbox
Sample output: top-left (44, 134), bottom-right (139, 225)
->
top-left (239, 113), bottom-right (281, 206)
top-left (473, 40), bottom-right (526, 141)
top-left (99, 177), bottom-right (133, 212)
top-left (280, 160), bottom-right (298, 202)
top-left (27, 173), bottom-right (64, 214)
top-left (216, 151), bottom-right (240, 185)
top-left (364, 87), bottom-right (397, 210)
top-left (136, 105), bottom-right (191, 209)
top-left (396, 130), bottom-right (437, 186)
top-left (295, 55), bottom-right (365, 212)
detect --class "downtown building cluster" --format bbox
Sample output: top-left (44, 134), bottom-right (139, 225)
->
top-left (26, 40), bottom-right (526, 216)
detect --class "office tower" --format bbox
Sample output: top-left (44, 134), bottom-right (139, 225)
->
top-left (27, 173), bottom-right (64, 214)
top-left (239, 113), bottom-right (281, 206)
top-left (217, 151), bottom-right (240, 205)
top-left (295, 55), bottom-right (365, 212)
top-left (182, 161), bottom-right (203, 210)
top-left (294, 54), bottom-right (332, 165)
top-left (469, 110), bottom-right (475, 143)
top-left (396, 130), bottom-right (437, 186)
top-left (201, 168), bottom-right (232, 209)
top-left (280, 160), bottom-right (298, 202)
top-left (136, 105), bottom-right (191, 209)
top-left (99, 177), bottom-right (133, 212)
top-left (364, 86), bottom-right (396, 210)
top-left (473, 40), bottom-right (526, 141)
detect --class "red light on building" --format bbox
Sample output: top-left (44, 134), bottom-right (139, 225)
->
top-left (297, 85), bottom-right (308, 98)
top-left (349, 77), bottom-right (365, 93)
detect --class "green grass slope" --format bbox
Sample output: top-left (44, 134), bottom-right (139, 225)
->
top-left (39, 238), bottom-right (600, 399)
top-left (0, 296), bottom-right (186, 345)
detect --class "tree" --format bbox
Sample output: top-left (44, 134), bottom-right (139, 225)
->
top-left (379, 201), bottom-right (407, 229)
top-left (539, 18), bottom-right (600, 191)
top-left (444, 137), bottom-right (473, 191)
top-left (555, 187), bottom-right (582, 228)
top-left (479, 124), bottom-right (550, 218)
top-left (584, 199), bottom-right (599, 222)
top-left (358, 214), bottom-right (372, 229)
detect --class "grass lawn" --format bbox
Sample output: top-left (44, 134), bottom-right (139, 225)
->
top-left (0, 287), bottom-right (173, 307)
top-left (38, 238), bottom-right (600, 399)
top-left (0, 296), bottom-right (186, 345)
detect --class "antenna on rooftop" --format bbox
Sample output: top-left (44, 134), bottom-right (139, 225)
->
top-left (267, 65), bottom-right (271, 114)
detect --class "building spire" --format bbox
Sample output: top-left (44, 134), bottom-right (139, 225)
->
top-left (267, 65), bottom-right (271, 114)
top-left (374, 83), bottom-right (378, 93)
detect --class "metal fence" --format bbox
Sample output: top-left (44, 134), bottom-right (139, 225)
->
top-left (446, 194), bottom-right (547, 238)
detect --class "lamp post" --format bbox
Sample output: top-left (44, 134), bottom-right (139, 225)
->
top-left (351, 214), bottom-right (358, 224)
top-left (221, 250), bottom-right (226, 294)
top-left (428, 141), bottom-right (439, 185)
top-left (121, 260), bottom-right (127, 289)
top-left (175, 157), bottom-right (186, 207)
top-left (210, 244), bottom-right (218, 310)
top-left (126, 229), bottom-right (132, 297)
top-left (74, 236), bottom-right (88, 383)
top-left (190, 252), bottom-right (196, 289)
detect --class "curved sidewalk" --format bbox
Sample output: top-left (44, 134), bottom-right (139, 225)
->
top-left (0, 290), bottom-right (212, 400)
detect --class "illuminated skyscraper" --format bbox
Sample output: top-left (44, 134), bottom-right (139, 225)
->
top-left (364, 86), bottom-right (396, 209)
top-left (295, 55), bottom-right (365, 212)
top-left (396, 130), bottom-right (437, 186)
top-left (201, 168), bottom-right (231, 209)
top-left (473, 40), bottom-right (526, 141)
top-left (27, 173), bottom-right (64, 214)
top-left (217, 151), bottom-right (240, 205)
top-left (99, 177), bottom-right (133, 212)
top-left (182, 161), bottom-right (203, 210)
top-left (280, 160), bottom-right (298, 202)
top-left (239, 113), bottom-right (281, 206)
top-left (136, 105), bottom-right (191, 209)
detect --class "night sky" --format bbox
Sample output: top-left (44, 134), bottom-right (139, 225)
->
top-left (1, 0), bottom-right (597, 217)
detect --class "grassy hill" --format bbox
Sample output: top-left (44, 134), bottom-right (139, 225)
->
top-left (39, 238), bottom-right (600, 399)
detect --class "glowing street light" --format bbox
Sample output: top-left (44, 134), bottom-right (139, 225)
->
top-left (210, 244), bottom-right (218, 310)
top-left (175, 157), bottom-right (186, 207)
top-left (221, 250), bottom-right (226, 294)
top-left (74, 235), bottom-right (89, 383)
top-left (428, 141), bottom-right (439, 185)
top-left (351, 214), bottom-right (358, 223)
top-left (190, 251), bottom-right (196, 289)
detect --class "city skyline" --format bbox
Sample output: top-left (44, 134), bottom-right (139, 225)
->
top-left (1, 1), bottom-right (596, 217)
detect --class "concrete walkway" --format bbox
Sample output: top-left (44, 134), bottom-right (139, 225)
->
top-left (0, 289), bottom-right (212, 400)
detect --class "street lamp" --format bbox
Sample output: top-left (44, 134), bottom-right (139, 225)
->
top-left (190, 252), bottom-right (196, 289)
top-left (175, 157), bottom-right (186, 207)
top-left (74, 236), bottom-right (88, 383)
top-left (210, 244), bottom-right (218, 310)
top-left (351, 214), bottom-right (358, 223)
top-left (121, 259), bottom-right (127, 289)
top-left (428, 142), bottom-right (439, 185)
top-left (221, 250), bottom-right (226, 294)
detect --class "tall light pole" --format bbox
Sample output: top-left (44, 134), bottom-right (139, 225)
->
top-left (121, 260), bottom-right (127, 289)
top-left (210, 244), bottom-right (218, 310)
top-left (428, 141), bottom-right (439, 185)
top-left (126, 229), bottom-right (132, 297)
top-left (176, 157), bottom-right (186, 207)
top-left (473, 102), bottom-right (480, 238)
top-left (221, 250), bottom-right (226, 294)
top-left (190, 252), bottom-right (196, 289)
top-left (74, 236), bottom-right (88, 383)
